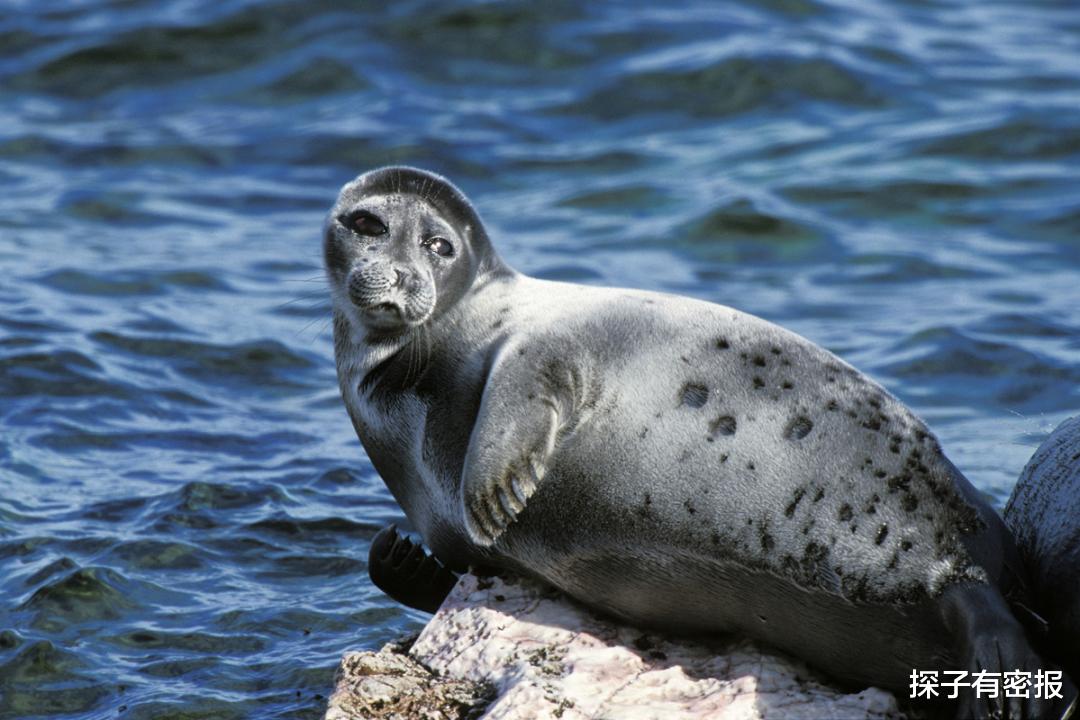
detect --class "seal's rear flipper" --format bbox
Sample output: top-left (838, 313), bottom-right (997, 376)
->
top-left (368, 524), bottom-right (459, 613)
top-left (944, 582), bottom-right (1077, 719)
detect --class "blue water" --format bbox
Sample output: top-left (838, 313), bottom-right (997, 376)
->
top-left (1, 1), bottom-right (1078, 717)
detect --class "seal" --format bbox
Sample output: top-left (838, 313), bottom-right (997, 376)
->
top-left (1005, 416), bottom-right (1080, 687)
top-left (325, 166), bottom-right (1072, 719)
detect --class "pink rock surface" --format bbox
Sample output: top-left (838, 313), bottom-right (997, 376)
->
top-left (327, 574), bottom-right (904, 719)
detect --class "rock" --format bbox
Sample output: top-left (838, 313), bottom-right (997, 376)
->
top-left (326, 574), bottom-right (904, 719)
top-left (325, 635), bottom-right (495, 720)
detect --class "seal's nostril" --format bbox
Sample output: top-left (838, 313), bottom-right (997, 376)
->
top-left (393, 269), bottom-right (406, 287)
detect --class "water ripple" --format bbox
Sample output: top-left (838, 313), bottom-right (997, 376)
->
top-left (1, 1), bottom-right (1078, 717)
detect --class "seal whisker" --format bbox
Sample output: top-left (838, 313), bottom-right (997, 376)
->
top-left (283, 276), bottom-right (329, 284)
top-left (414, 325), bottom-right (423, 379)
top-left (416, 332), bottom-right (425, 384)
top-left (413, 326), bottom-right (422, 384)
top-left (422, 322), bottom-right (432, 380)
top-left (296, 315), bottom-right (332, 342)
top-left (414, 322), bottom-right (428, 380)
top-left (275, 290), bottom-right (327, 310)
top-left (403, 326), bottom-right (417, 388)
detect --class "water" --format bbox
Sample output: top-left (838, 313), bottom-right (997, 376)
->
top-left (1, 0), bottom-right (1078, 717)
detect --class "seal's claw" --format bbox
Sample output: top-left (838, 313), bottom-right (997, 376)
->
top-left (370, 522), bottom-right (398, 561)
top-left (484, 495), bottom-right (509, 530)
top-left (499, 482), bottom-right (524, 515)
top-left (368, 524), bottom-right (459, 613)
top-left (463, 456), bottom-right (547, 546)
top-left (510, 476), bottom-right (529, 506)
top-left (467, 502), bottom-right (498, 546)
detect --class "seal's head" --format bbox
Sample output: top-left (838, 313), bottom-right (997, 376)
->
top-left (324, 166), bottom-right (507, 338)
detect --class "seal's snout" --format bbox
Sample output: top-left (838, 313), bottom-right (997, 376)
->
top-left (346, 266), bottom-right (393, 310)
top-left (344, 262), bottom-right (434, 329)
top-left (346, 265), bottom-right (417, 308)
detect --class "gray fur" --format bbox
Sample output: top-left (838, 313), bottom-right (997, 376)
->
top-left (326, 166), bottom-right (1067, 718)
top-left (1005, 416), bottom-right (1080, 681)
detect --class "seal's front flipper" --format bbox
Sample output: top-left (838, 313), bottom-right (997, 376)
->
top-left (368, 524), bottom-right (459, 613)
top-left (463, 445), bottom-right (550, 547)
top-left (460, 347), bottom-right (581, 547)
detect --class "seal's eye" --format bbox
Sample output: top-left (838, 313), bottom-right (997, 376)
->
top-left (343, 210), bottom-right (388, 237)
top-left (424, 237), bottom-right (454, 258)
